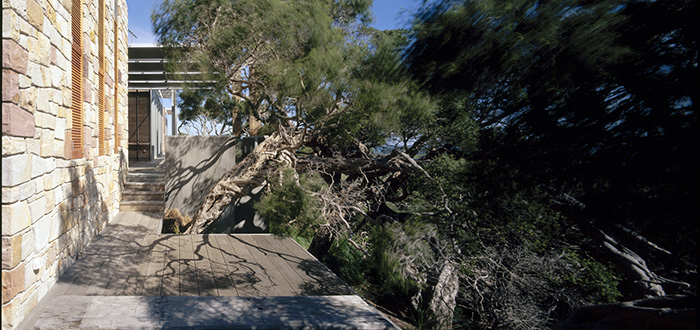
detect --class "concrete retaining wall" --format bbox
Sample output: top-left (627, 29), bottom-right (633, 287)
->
top-left (164, 135), bottom-right (267, 233)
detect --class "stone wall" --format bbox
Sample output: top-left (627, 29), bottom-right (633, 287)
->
top-left (1, 0), bottom-right (129, 328)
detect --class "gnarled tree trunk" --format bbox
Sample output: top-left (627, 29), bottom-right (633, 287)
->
top-left (556, 295), bottom-right (697, 330)
top-left (185, 131), bottom-right (300, 234)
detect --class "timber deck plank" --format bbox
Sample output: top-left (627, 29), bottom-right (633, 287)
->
top-left (224, 234), bottom-right (274, 296)
top-left (121, 231), bottom-right (156, 295)
top-left (238, 235), bottom-right (296, 296)
top-left (212, 234), bottom-right (257, 296)
top-left (191, 235), bottom-right (218, 296)
top-left (142, 233), bottom-right (166, 296)
top-left (53, 214), bottom-right (121, 290)
top-left (160, 235), bottom-right (179, 296)
top-left (178, 235), bottom-right (198, 296)
top-left (18, 211), bottom-right (398, 329)
top-left (253, 235), bottom-right (308, 295)
top-left (52, 213), bottom-right (356, 298)
top-left (76, 213), bottom-right (146, 296)
top-left (103, 213), bottom-right (151, 295)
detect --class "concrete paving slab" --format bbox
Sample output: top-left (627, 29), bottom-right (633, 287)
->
top-left (33, 295), bottom-right (397, 329)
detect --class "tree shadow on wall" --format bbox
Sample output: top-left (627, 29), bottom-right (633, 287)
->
top-left (164, 136), bottom-right (240, 222)
top-left (54, 157), bottom-right (113, 283)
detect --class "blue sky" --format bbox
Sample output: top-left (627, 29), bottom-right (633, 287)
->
top-left (126, 0), bottom-right (422, 44)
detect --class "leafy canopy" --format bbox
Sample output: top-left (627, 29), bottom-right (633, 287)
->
top-left (404, 0), bottom-right (699, 253)
top-left (153, 0), bottom-right (436, 149)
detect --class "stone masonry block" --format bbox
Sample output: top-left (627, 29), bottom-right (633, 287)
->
top-left (2, 39), bottom-right (28, 73)
top-left (42, 16), bottom-right (58, 44)
top-left (2, 69), bottom-right (19, 102)
top-left (49, 211), bottom-right (63, 242)
top-left (55, 117), bottom-right (66, 138)
top-left (0, 179), bottom-right (38, 204)
top-left (49, 45), bottom-right (57, 66)
top-left (18, 73), bottom-right (31, 88)
top-left (19, 19), bottom-right (36, 40)
top-left (33, 213), bottom-right (51, 252)
top-left (36, 32), bottom-right (51, 66)
top-left (50, 97), bottom-right (60, 114)
top-left (39, 129), bottom-right (56, 157)
top-left (3, 0), bottom-right (29, 18)
top-left (46, 2), bottom-right (56, 26)
top-left (1, 201), bottom-right (32, 236)
top-left (2, 135), bottom-right (26, 157)
top-left (20, 288), bottom-right (38, 322)
top-left (36, 89), bottom-right (51, 113)
top-left (27, 61), bottom-right (44, 87)
top-left (1, 290), bottom-right (22, 329)
top-left (27, 137), bottom-right (41, 155)
top-left (2, 153), bottom-right (31, 187)
top-left (3, 7), bottom-right (21, 41)
top-left (29, 195), bottom-right (47, 223)
top-left (1, 263), bottom-right (25, 304)
top-left (27, 0), bottom-right (44, 30)
top-left (30, 155), bottom-right (48, 179)
top-left (1, 103), bottom-right (36, 138)
top-left (23, 259), bottom-right (38, 290)
top-left (21, 229), bottom-right (35, 260)
top-left (20, 88), bottom-right (38, 116)
top-left (44, 188), bottom-right (55, 214)
top-left (1, 235), bottom-right (22, 269)
top-left (51, 65), bottom-right (63, 87)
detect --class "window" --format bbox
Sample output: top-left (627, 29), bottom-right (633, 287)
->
top-left (70, 0), bottom-right (83, 159)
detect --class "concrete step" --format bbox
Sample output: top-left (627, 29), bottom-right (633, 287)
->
top-left (124, 182), bottom-right (165, 192)
top-left (120, 201), bottom-right (164, 212)
top-left (33, 295), bottom-right (398, 329)
top-left (128, 168), bottom-right (165, 175)
top-left (126, 173), bottom-right (165, 183)
top-left (122, 190), bottom-right (164, 201)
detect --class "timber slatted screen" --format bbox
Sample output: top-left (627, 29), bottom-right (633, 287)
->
top-left (113, 12), bottom-right (119, 154)
top-left (128, 92), bottom-right (151, 160)
top-left (70, 0), bottom-right (83, 159)
top-left (98, 0), bottom-right (106, 155)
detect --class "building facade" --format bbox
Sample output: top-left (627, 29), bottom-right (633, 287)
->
top-left (2, 0), bottom-right (129, 328)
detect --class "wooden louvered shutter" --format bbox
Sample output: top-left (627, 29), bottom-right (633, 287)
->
top-left (70, 0), bottom-right (83, 159)
top-left (98, 0), bottom-right (106, 155)
top-left (113, 11), bottom-right (119, 154)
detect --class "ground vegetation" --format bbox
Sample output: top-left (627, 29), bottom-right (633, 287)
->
top-left (153, 0), bottom-right (698, 328)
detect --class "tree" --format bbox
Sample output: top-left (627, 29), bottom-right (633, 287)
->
top-left (152, 0), bottom-right (436, 237)
top-left (403, 0), bottom-right (698, 309)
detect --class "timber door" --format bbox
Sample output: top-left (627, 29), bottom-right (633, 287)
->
top-left (128, 91), bottom-right (151, 160)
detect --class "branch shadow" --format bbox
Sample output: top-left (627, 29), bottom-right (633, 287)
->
top-left (48, 214), bottom-right (388, 328)
top-left (164, 136), bottom-right (240, 220)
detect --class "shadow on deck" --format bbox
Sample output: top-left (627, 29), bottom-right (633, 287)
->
top-left (17, 212), bottom-right (397, 329)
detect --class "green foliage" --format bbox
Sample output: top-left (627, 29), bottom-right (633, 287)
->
top-left (255, 169), bottom-right (326, 241)
top-left (367, 224), bottom-right (419, 301)
top-left (153, 0), bottom-right (437, 150)
top-left (406, 0), bottom-right (698, 263)
top-left (556, 250), bottom-right (622, 304)
top-left (365, 221), bottom-right (437, 304)
top-left (324, 237), bottom-right (368, 286)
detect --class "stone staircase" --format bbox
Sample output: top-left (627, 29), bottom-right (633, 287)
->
top-left (120, 160), bottom-right (165, 213)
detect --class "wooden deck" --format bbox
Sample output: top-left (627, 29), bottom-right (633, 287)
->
top-left (17, 212), bottom-right (399, 329)
top-left (56, 212), bottom-right (355, 297)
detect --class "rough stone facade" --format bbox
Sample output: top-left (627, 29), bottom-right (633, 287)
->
top-left (2, 0), bottom-right (129, 328)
